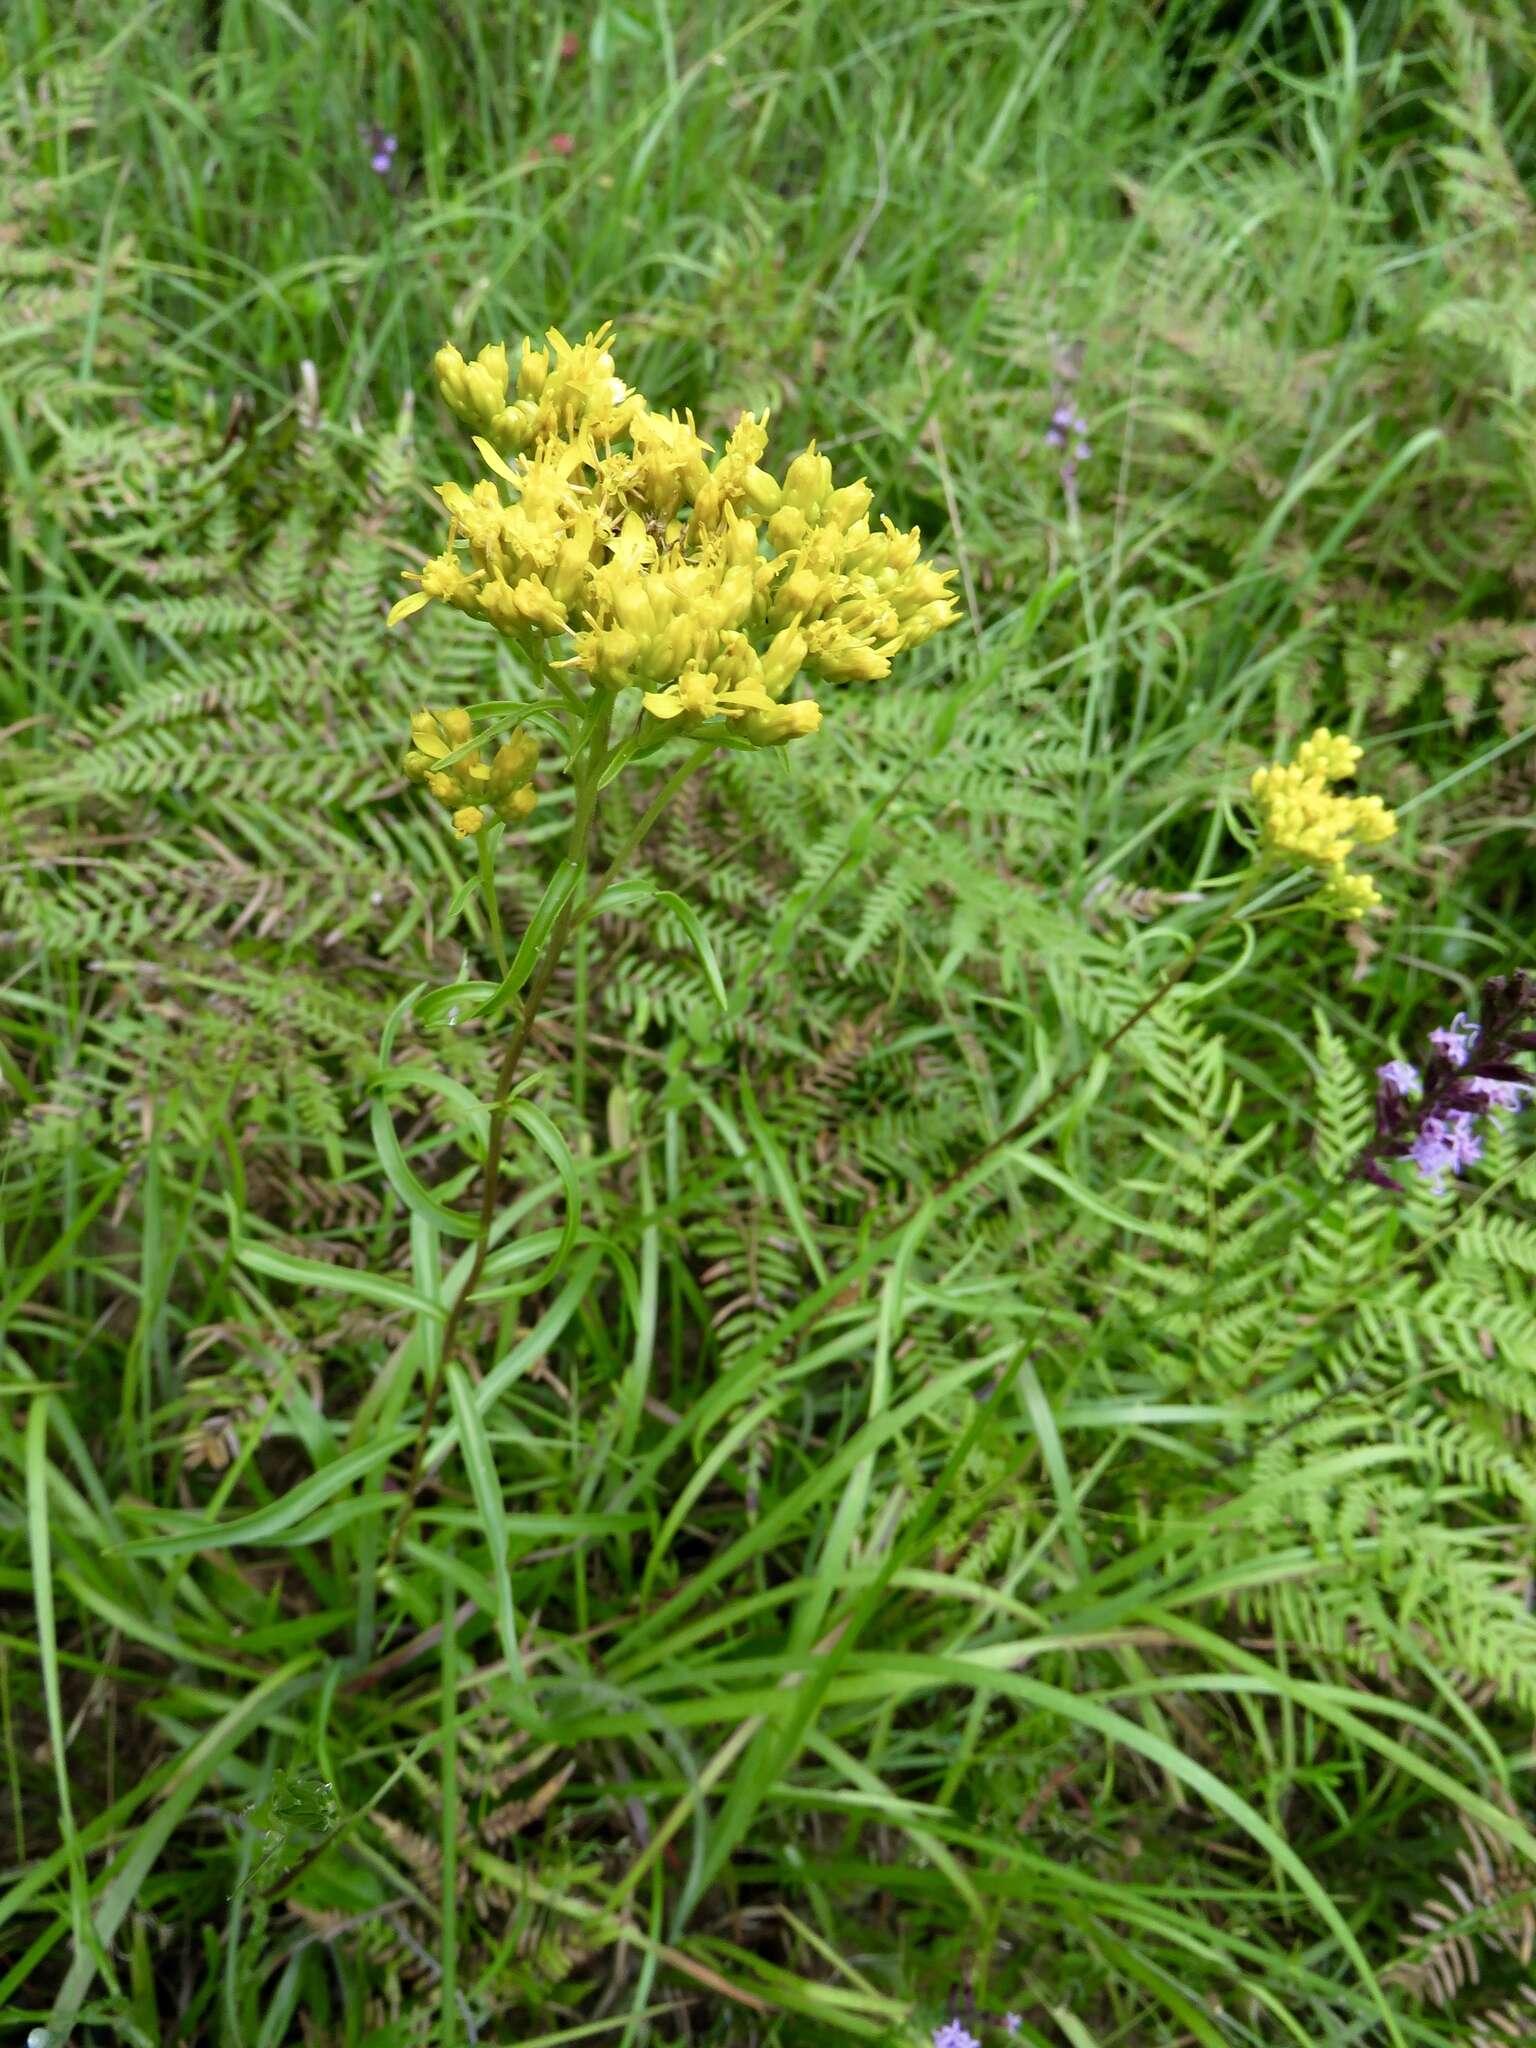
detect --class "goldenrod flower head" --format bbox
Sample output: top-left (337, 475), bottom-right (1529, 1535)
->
top-left (403, 709), bottom-right (540, 834)
top-left (1314, 868), bottom-right (1383, 921)
top-left (394, 318), bottom-right (960, 807)
top-left (1248, 726), bottom-right (1395, 919)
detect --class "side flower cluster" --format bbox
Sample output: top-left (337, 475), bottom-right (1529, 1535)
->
top-left (1354, 971), bottom-right (1536, 1193)
top-left (402, 708), bottom-right (540, 839)
top-left (1247, 727), bottom-right (1396, 919)
top-left (388, 321), bottom-right (960, 828)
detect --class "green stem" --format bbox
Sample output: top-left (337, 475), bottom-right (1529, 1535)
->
top-left (386, 699), bottom-right (614, 1566)
top-left (477, 829), bottom-right (509, 979)
top-left (573, 741), bottom-right (716, 930)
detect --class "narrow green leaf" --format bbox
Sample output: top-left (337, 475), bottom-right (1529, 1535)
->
top-left (237, 1243), bottom-right (441, 1316)
top-left (478, 858), bottom-right (583, 1022)
top-left (446, 1363), bottom-right (521, 1677)
top-left (116, 1431), bottom-right (412, 1556)
top-left (655, 889), bottom-right (728, 1012)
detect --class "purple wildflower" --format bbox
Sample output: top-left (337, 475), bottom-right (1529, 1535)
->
top-left (932, 2026), bottom-right (980, 2048)
top-left (1410, 1112), bottom-right (1483, 1191)
top-left (1462, 1074), bottom-right (1532, 1115)
top-left (367, 129), bottom-right (399, 177)
top-left (1002, 2019), bottom-right (1023, 2038)
top-left (1044, 392), bottom-right (1091, 504)
top-left (1353, 973), bottom-right (1536, 1195)
top-left (1377, 1059), bottom-right (1421, 1096)
top-left (1428, 1012), bottom-right (1479, 1067)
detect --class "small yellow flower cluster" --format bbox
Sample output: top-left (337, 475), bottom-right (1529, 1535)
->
top-left (390, 321), bottom-right (960, 764)
top-left (403, 708), bottom-right (540, 839)
top-left (1249, 727), bottom-right (1396, 918)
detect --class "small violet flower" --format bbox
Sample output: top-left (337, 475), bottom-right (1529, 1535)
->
top-left (933, 2026), bottom-right (981, 2048)
top-left (1409, 1112), bottom-right (1483, 1192)
top-left (1377, 1059), bottom-right (1421, 1096)
top-left (1002, 2019), bottom-right (1023, 2038)
top-left (1428, 1011), bottom-right (1479, 1067)
top-left (1045, 401), bottom-right (1089, 459)
top-left (367, 128), bottom-right (399, 176)
top-left (1462, 1074), bottom-right (1531, 1115)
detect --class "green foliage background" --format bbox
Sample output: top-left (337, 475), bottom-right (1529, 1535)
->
top-left (3, 0), bottom-right (1536, 2042)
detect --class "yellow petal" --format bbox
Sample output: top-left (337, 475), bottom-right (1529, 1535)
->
top-left (387, 591), bottom-right (432, 627)
top-left (472, 435), bottom-right (519, 484)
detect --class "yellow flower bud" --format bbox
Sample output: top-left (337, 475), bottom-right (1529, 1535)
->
top-left (761, 625), bottom-right (807, 697)
top-left (548, 514), bottom-right (597, 607)
top-left (723, 513), bottom-right (761, 568)
top-left (461, 362), bottom-right (502, 425)
top-left (898, 598), bottom-right (959, 648)
top-left (1293, 728), bottom-right (1362, 784)
top-left (1315, 867), bottom-right (1382, 920)
top-left (438, 708), bottom-right (474, 747)
top-left (782, 445), bottom-right (833, 514)
top-left (451, 806), bottom-right (486, 837)
top-left (511, 576), bottom-right (567, 635)
top-left (827, 479), bottom-right (873, 530)
top-left (477, 578), bottom-right (524, 634)
top-left (767, 505), bottom-right (809, 553)
top-left (739, 697), bottom-right (822, 746)
top-left (493, 400), bottom-right (539, 452)
top-left (434, 343), bottom-right (471, 414)
top-left (517, 338), bottom-right (549, 400)
top-left (488, 730), bottom-right (540, 793)
top-left (497, 784), bottom-right (538, 823)
top-left (741, 465), bottom-right (782, 516)
top-left (806, 631), bottom-right (893, 682)
top-left (774, 567), bottom-right (823, 621)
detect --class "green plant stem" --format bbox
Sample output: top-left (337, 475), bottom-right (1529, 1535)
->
top-left (477, 829), bottom-right (509, 979)
top-left (573, 741), bottom-right (717, 929)
top-left (385, 701), bottom-right (614, 1566)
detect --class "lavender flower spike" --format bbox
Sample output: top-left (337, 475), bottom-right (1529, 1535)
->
top-left (1350, 970), bottom-right (1536, 1195)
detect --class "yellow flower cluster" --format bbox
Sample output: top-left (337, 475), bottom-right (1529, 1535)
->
top-left (1248, 728), bottom-right (1396, 918)
top-left (403, 708), bottom-right (540, 839)
top-left (389, 321), bottom-right (960, 763)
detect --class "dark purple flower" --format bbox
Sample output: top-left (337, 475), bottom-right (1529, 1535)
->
top-left (1352, 976), bottom-right (1536, 1195)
